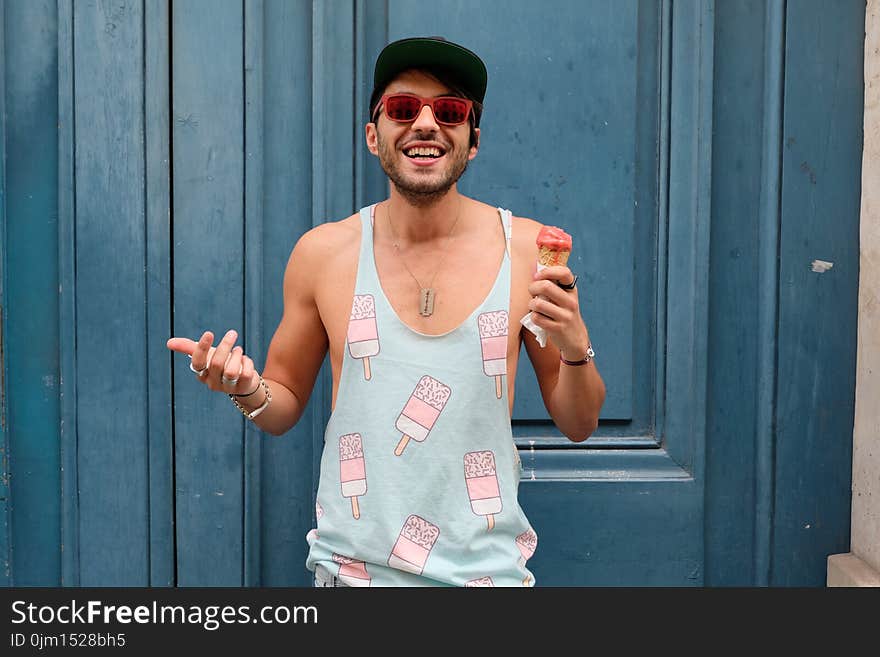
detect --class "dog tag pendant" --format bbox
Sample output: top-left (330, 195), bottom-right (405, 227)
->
top-left (419, 288), bottom-right (435, 317)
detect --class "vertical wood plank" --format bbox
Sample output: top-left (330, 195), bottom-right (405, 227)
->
top-left (243, 0), bottom-right (263, 586)
top-left (704, 0), bottom-right (769, 586)
top-left (355, 0), bottom-right (388, 208)
top-left (73, 0), bottom-right (149, 585)
top-left (704, 0), bottom-right (789, 586)
top-left (304, 0), bottom-right (356, 585)
top-left (0, 0), bottom-right (9, 587)
top-left (773, 0), bottom-right (863, 585)
top-left (4, 0), bottom-right (63, 585)
top-left (259, 0), bottom-right (315, 586)
top-left (145, 0), bottom-right (174, 586)
top-left (663, 0), bottom-right (714, 478)
top-left (57, 0), bottom-right (79, 587)
top-left (753, 0), bottom-right (786, 587)
top-left (172, 0), bottom-right (245, 586)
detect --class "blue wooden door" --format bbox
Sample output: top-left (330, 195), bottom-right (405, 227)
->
top-left (0, 0), bottom-right (861, 586)
top-left (378, 0), bottom-right (707, 585)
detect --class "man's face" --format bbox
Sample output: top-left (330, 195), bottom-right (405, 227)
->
top-left (366, 70), bottom-right (479, 205)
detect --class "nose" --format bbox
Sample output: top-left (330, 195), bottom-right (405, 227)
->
top-left (410, 102), bottom-right (440, 131)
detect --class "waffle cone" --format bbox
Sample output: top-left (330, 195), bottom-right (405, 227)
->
top-left (537, 245), bottom-right (570, 267)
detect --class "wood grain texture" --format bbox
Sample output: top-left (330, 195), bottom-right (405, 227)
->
top-left (172, 0), bottom-right (245, 586)
top-left (73, 0), bottom-right (149, 585)
top-left (773, 0), bottom-right (862, 585)
top-left (4, 0), bottom-right (62, 586)
top-left (258, 0), bottom-right (316, 586)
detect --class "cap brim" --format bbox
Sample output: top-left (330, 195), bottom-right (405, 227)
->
top-left (374, 37), bottom-right (487, 103)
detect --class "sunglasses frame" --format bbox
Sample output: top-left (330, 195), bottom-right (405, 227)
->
top-left (373, 93), bottom-right (474, 126)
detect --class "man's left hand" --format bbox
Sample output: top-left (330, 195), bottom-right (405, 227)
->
top-left (527, 265), bottom-right (591, 360)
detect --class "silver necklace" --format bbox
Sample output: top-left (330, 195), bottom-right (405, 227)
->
top-left (386, 200), bottom-right (463, 317)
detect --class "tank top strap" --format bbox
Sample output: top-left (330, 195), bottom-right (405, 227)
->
top-left (497, 207), bottom-right (512, 258)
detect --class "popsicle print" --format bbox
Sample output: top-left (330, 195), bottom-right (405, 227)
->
top-left (307, 500), bottom-right (324, 542)
top-left (464, 451), bottom-right (502, 531)
top-left (394, 376), bottom-right (452, 456)
top-left (339, 433), bottom-right (367, 519)
top-left (348, 294), bottom-right (380, 380)
top-left (464, 576), bottom-right (495, 587)
top-left (516, 528), bottom-right (538, 586)
top-left (332, 553), bottom-right (371, 587)
top-left (388, 514), bottom-right (440, 576)
top-left (477, 311), bottom-right (508, 399)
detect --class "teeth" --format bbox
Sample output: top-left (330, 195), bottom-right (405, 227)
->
top-left (405, 147), bottom-right (442, 158)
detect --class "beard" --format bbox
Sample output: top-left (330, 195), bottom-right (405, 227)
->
top-left (376, 130), bottom-right (470, 207)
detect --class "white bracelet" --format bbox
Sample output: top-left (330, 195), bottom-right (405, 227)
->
top-left (229, 376), bottom-right (272, 420)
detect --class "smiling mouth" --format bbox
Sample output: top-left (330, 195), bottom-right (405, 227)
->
top-left (403, 146), bottom-right (445, 160)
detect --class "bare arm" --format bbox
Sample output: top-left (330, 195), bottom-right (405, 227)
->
top-left (516, 221), bottom-right (605, 442)
top-left (524, 315), bottom-right (605, 442)
top-left (255, 228), bottom-right (330, 434)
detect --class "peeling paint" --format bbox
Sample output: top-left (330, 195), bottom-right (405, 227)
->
top-left (811, 259), bottom-right (834, 273)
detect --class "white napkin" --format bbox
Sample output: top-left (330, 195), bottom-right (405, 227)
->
top-left (520, 262), bottom-right (549, 347)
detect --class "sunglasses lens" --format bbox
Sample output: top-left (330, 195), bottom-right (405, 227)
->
top-left (433, 98), bottom-right (469, 125)
top-left (385, 95), bottom-right (422, 122)
top-left (382, 95), bottom-right (470, 126)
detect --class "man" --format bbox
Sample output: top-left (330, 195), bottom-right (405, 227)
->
top-left (167, 36), bottom-right (605, 587)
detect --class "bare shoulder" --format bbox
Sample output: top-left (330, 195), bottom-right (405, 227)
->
top-left (289, 213), bottom-right (360, 266)
top-left (283, 213), bottom-right (360, 283)
top-left (510, 215), bottom-right (542, 259)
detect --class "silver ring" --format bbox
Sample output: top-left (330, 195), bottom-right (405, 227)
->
top-left (221, 375), bottom-right (239, 386)
top-left (189, 361), bottom-right (209, 377)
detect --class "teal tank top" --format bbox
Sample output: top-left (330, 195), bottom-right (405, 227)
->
top-left (305, 204), bottom-right (538, 587)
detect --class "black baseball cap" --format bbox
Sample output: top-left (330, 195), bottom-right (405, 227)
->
top-left (372, 36), bottom-right (488, 106)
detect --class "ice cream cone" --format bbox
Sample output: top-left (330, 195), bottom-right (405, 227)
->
top-left (537, 245), bottom-right (571, 268)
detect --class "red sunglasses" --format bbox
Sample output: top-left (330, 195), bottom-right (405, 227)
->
top-left (373, 93), bottom-right (474, 126)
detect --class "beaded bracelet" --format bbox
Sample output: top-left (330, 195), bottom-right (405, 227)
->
top-left (229, 376), bottom-right (272, 420)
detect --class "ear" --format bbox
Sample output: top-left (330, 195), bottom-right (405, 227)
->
top-left (365, 123), bottom-right (379, 156)
top-left (468, 127), bottom-right (480, 160)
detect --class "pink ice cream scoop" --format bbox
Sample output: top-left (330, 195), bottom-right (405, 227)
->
top-left (394, 375), bottom-right (451, 456)
top-left (478, 311), bottom-right (508, 399)
top-left (332, 553), bottom-right (371, 587)
top-left (464, 451), bottom-right (502, 531)
top-left (307, 500), bottom-right (325, 542)
top-left (348, 294), bottom-right (380, 380)
top-left (464, 576), bottom-right (495, 587)
top-left (388, 514), bottom-right (440, 576)
top-left (516, 528), bottom-right (537, 561)
top-left (339, 433), bottom-right (367, 519)
top-left (516, 528), bottom-right (538, 586)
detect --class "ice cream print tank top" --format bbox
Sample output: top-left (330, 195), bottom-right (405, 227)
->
top-left (305, 204), bottom-right (538, 587)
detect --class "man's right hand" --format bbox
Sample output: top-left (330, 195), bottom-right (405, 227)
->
top-left (166, 329), bottom-right (262, 398)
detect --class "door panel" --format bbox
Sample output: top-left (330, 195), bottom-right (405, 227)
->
top-left (356, 0), bottom-right (710, 584)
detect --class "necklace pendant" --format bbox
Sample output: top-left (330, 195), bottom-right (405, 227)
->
top-left (419, 288), bottom-right (436, 317)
